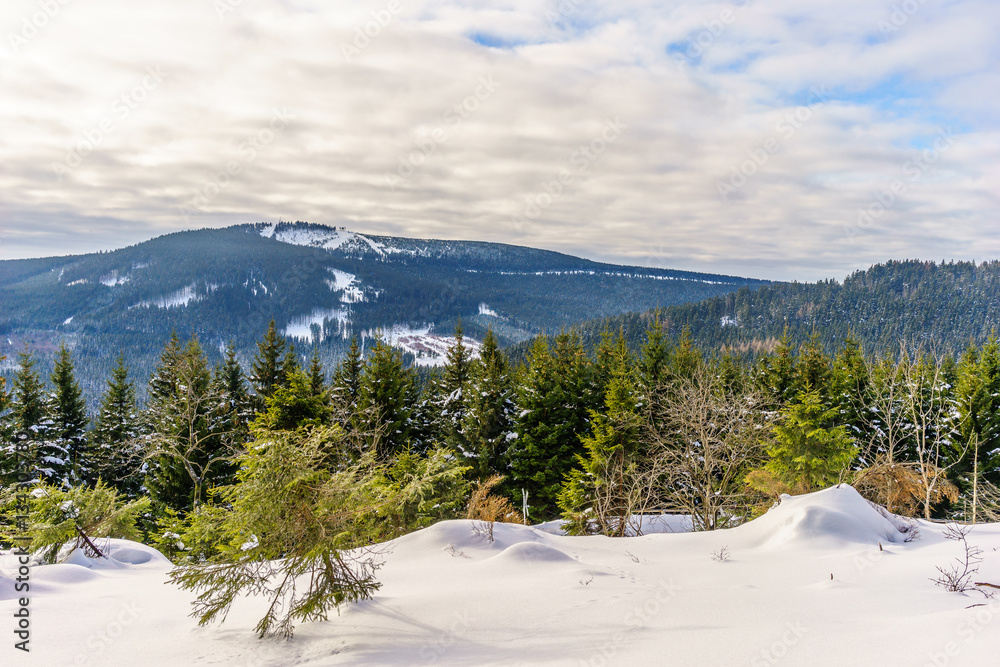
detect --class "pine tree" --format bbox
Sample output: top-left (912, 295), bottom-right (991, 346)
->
top-left (436, 322), bottom-right (472, 457)
top-left (212, 344), bottom-right (253, 446)
top-left (250, 320), bottom-right (287, 403)
top-left (831, 336), bottom-right (869, 449)
top-left (254, 368), bottom-right (331, 431)
top-left (357, 336), bottom-right (415, 460)
top-left (49, 344), bottom-right (89, 487)
top-left (509, 332), bottom-right (593, 519)
top-left (308, 349), bottom-right (327, 397)
top-left (795, 332), bottom-right (832, 399)
top-left (951, 338), bottom-right (1000, 497)
top-left (6, 351), bottom-right (58, 487)
top-left (750, 389), bottom-right (856, 495)
top-left (89, 355), bottom-right (144, 497)
top-left (757, 329), bottom-right (797, 408)
top-left (463, 330), bottom-right (516, 480)
top-left (331, 336), bottom-right (363, 414)
top-left (558, 343), bottom-right (641, 536)
top-left (637, 314), bottom-right (670, 398)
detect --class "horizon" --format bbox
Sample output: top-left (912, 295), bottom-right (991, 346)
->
top-left (1, 1), bottom-right (998, 282)
top-left (2, 220), bottom-right (992, 285)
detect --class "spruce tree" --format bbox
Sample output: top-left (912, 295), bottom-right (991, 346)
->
top-left (89, 355), bottom-right (144, 496)
top-left (462, 329), bottom-right (515, 480)
top-left (436, 322), bottom-right (472, 457)
top-left (49, 344), bottom-right (89, 487)
top-left (357, 336), bottom-right (415, 460)
top-left (509, 332), bottom-right (593, 519)
top-left (7, 351), bottom-right (58, 486)
top-left (752, 388), bottom-right (856, 494)
top-left (251, 320), bottom-right (288, 403)
top-left (308, 349), bottom-right (327, 398)
top-left (331, 336), bottom-right (363, 413)
top-left (558, 343), bottom-right (640, 536)
top-left (212, 344), bottom-right (253, 447)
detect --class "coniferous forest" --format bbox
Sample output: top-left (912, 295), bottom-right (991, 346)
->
top-left (4, 313), bottom-right (1000, 634)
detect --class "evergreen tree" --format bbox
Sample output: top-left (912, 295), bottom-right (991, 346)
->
top-left (637, 314), bottom-right (670, 398)
top-left (254, 368), bottom-right (331, 432)
top-left (509, 332), bottom-right (593, 519)
top-left (49, 343), bottom-right (89, 487)
top-left (757, 329), bottom-right (796, 408)
top-left (250, 320), bottom-right (288, 403)
top-left (436, 322), bottom-right (472, 456)
top-left (750, 389), bottom-right (856, 495)
top-left (357, 336), bottom-right (415, 460)
top-left (89, 356), bottom-right (144, 496)
top-left (5, 351), bottom-right (58, 486)
top-left (331, 336), bottom-right (363, 414)
top-left (308, 349), bottom-right (327, 397)
top-left (558, 343), bottom-right (641, 536)
top-left (145, 338), bottom-right (234, 511)
top-left (831, 336), bottom-right (870, 448)
top-left (462, 330), bottom-right (516, 480)
top-left (212, 344), bottom-right (254, 446)
top-left (795, 332), bottom-right (832, 398)
top-left (951, 338), bottom-right (1000, 496)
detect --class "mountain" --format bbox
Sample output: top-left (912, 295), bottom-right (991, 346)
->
top-left (545, 259), bottom-right (1000, 359)
top-left (0, 222), bottom-right (770, 405)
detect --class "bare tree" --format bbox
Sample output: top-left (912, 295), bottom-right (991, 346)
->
top-left (898, 351), bottom-right (963, 519)
top-left (144, 358), bottom-right (240, 510)
top-left (647, 365), bottom-right (775, 531)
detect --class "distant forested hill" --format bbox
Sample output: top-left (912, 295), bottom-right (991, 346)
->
top-left (538, 260), bottom-right (1000, 361)
top-left (0, 222), bottom-right (768, 407)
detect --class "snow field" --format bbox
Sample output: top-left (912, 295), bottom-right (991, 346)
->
top-left (3, 486), bottom-right (1000, 665)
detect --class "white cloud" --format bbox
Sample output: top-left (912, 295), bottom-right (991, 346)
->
top-left (0, 0), bottom-right (996, 281)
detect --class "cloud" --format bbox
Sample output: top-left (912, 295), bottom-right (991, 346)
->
top-left (0, 0), bottom-right (996, 282)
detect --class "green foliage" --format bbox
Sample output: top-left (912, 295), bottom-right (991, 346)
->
top-left (168, 424), bottom-right (468, 638)
top-left (509, 332), bottom-right (597, 520)
top-left (49, 343), bottom-right (89, 487)
top-left (462, 329), bottom-right (516, 480)
top-left (88, 355), bottom-right (144, 495)
top-left (357, 337), bottom-right (416, 460)
top-left (558, 345), bottom-right (641, 537)
top-left (752, 389), bottom-right (857, 495)
top-left (1, 481), bottom-right (150, 563)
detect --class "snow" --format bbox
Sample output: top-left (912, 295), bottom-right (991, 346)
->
top-left (133, 283), bottom-right (218, 309)
top-left (372, 325), bottom-right (482, 367)
top-left (284, 307), bottom-right (352, 343)
top-left (478, 303), bottom-right (501, 318)
top-left (262, 224), bottom-right (397, 255)
top-left (63, 316), bottom-right (74, 325)
top-left (100, 270), bottom-right (129, 287)
top-left (5, 486), bottom-right (1000, 665)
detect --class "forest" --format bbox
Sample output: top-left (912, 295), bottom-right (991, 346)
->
top-left (3, 318), bottom-right (999, 634)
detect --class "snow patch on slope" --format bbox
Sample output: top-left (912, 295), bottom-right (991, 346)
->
top-left (261, 224), bottom-right (397, 255)
top-left (284, 308), bottom-right (352, 343)
top-left (133, 283), bottom-right (217, 309)
top-left (371, 325), bottom-right (482, 367)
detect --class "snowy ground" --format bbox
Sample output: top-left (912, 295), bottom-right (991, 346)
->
top-left (4, 486), bottom-right (1000, 666)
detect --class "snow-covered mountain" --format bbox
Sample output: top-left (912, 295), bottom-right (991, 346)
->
top-left (0, 221), bottom-right (770, 402)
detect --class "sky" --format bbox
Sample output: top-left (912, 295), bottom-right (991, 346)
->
top-left (0, 0), bottom-right (997, 282)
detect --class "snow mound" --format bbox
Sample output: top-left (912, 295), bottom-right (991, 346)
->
top-left (487, 542), bottom-right (576, 564)
top-left (59, 539), bottom-right (173, 571)
top-left (741, 485), bottom-right (906, 549)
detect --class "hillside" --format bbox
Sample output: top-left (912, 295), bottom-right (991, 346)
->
top-left (0, 222), bottom-right (768, 405)
top-left (547, 260), bottom-right (1000, 360)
